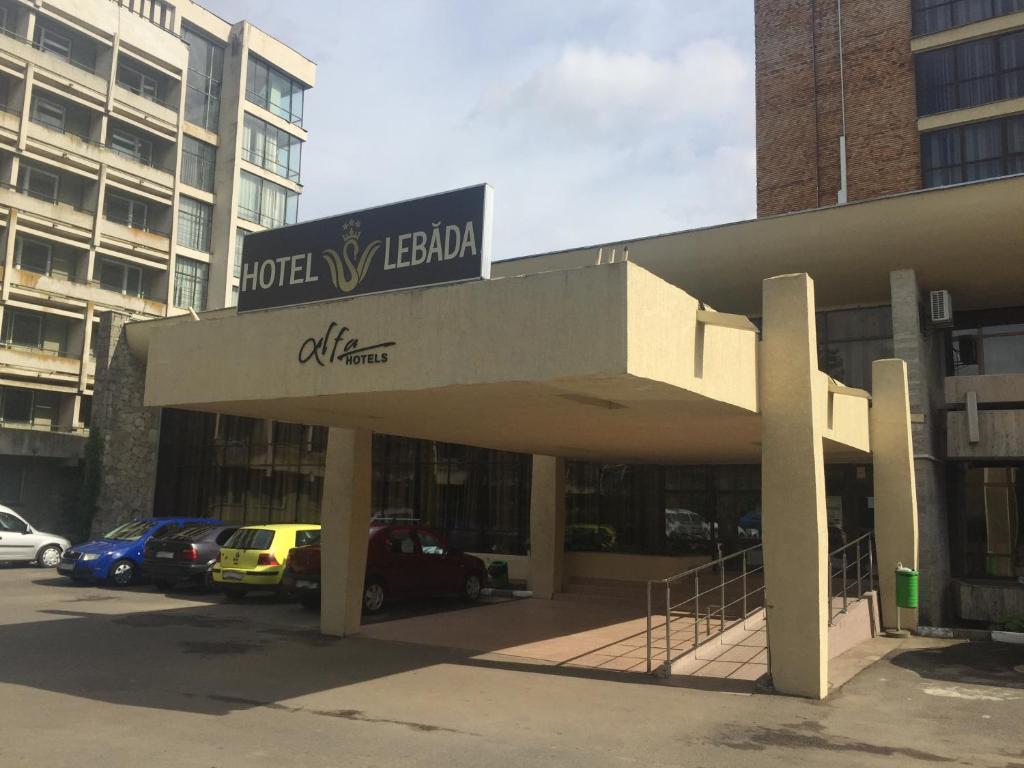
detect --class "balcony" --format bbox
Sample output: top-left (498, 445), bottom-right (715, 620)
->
top-left (100, 211), bottom-right (172, 260)
top-left (0, 28), bottom-right (108, 105)
top-left (0, 423), bottom-right (86, 459)
top-left (0, 182), bottom-right (94, 232)
top-left (7, 267), bottom-right (166, 317)
top-left (0, 342), bottom-right (82, 380)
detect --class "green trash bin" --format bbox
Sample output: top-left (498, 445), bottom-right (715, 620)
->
top-left (487, 561), bottom-right (509, 590)
top-left (895, 563), bottom-right (919, 609)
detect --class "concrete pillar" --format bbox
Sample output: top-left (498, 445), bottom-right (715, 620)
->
top-left (90, 311), bottom-right (162, 535)
top-left (890, 269), bottom-right (950, 625)
top-left (871, 359), bottom-right (920, 630)
top-left (761, 273), bottom-right (829, 700)
top-left (529, 455), bottom-right (566, 599)
top-left (320, 427), bottom-right (373, 638)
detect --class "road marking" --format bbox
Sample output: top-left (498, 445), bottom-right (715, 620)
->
top-left (923, 685), bottom-right (1021, 701)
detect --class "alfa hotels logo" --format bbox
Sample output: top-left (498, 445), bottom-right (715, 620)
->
top-left (298, 321), bottom-right (396, 367)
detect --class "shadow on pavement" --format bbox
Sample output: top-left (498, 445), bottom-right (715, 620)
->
top-left (888, 640), bottom-right (1024, 689)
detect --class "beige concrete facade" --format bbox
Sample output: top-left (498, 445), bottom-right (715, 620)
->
top-left (529, 455), bottom-right (566, 600)
top-left (0, 0), bottom-right (314, 530)
top-left (760, 273), bottom-right (830, 700)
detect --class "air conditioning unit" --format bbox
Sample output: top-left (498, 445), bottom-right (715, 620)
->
top-left (929, 289), bottom-right (953, 326)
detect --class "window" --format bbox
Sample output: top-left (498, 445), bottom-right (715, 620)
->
top-left (0, 509), bottom-right (26, 530)
top-left (98, 259), bottom-right (142, 297)
top-left (15, 238), bottom-right (52, 275)
top-left (816, 306), bottom-right (894, 391)
top-left (234, 228), bottom-right (249, 278)
top-left (950, 465), bottom-right (1023, 579)
top-left (246, 56), bottom-right (306, 125)
top-left (296, 529), bottom-right (320, 547)
top-left (0, 467), bottom-right (24, 504)
top-left (224, 528), bottom-right (274, 550)
top-left (109, 127), bottom-right (153, 165)
top-left (387, 529), bottom-right (416, 555)
top-left (922, 114), bottom-right (1024, 187)
top-left (116, 63), bottom-right (159, 102)
top-left (173, 256), bottom-right (208, 311)
top-left (951, 308), bottom-right (1024, 375)
top-left (18, 164), bottom-right (59, 202)
top-left (177, 196), bottom-right (212, 252)
top-left (106, 193), bottom-right (149, 230)
top-left (0, 387), bottom-right (33, 424)
top-left (241, 114), bottom-right (302, 181)
top-left (915, 31), bottom-right (1024, 116)
top-left (30, 96), bottom-right (66, 131)
top-left (2, 310), bottom-right (42, 349)
top-left (238, 171), bottom-right (299, 227)
top-left (36, 25), bottom-right (71, 61)
top-left (417, 530), bottom-right (445, 555)
top-left (913, 0), bottom-right (1024, 36)
top-left (183, 27), bottom-right (223, 132)
top-left (181, 136), bottom-right (215, 191)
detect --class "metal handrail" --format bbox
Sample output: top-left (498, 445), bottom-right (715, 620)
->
top-left (828, 531), bottom-right (875, 626)
top-left (646, 543), bottom-right (766, 676)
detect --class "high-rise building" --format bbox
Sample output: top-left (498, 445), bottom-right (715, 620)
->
top-left (755, 0), bottom-right (1024, 216)
top-left (0, 0), bottom-right (314, 531)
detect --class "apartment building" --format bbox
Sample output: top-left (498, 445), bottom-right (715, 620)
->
top-left (755, 0), bottom-right (1024, 624)
top-left (0, 0), bottom-right (314, 531)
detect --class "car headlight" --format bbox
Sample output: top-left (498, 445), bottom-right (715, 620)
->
top-left (81, 553), bottom-right (101, 561)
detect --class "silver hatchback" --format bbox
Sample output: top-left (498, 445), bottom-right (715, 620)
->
top-left (0, 505), bottom-right (71, 567)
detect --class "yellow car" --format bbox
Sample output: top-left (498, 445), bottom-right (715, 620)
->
top-left (213, 524), bottom-right (320, 599)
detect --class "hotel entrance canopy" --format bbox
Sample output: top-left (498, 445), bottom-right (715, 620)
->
top-left (128, 262), bottom-right (869, 464)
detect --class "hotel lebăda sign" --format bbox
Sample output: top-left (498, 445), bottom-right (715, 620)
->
top-left (237, 184), bottom-right (493, 312)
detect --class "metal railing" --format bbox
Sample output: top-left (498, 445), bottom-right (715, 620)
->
top-left (828, 531), bottom-right (875, 626)
top-left (646, 543), bottom-right (766, 675)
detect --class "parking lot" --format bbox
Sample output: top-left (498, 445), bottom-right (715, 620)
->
top-left (2, 565), bottom-right (1024, 768)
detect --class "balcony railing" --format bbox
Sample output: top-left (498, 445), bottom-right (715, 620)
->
top-left (0, 418), bottom-right (89, 435)
top-left (0, 181), bottom-right (96, 215)
top-left (241, 148), bottom-right (301, 183)
top-left (104, 210), bottom-right (171, 237)
top-left (114, 78), bottom-right (179, 111)
top-left (9, 271), bottom-right (159, 303)
top-left (0, 339), bottom-right (66, 357)
top-left (0, 27), bottom-right (99, 76)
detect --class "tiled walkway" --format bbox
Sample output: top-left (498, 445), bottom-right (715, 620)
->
top-left (359, 596), bottom-right (768, 683)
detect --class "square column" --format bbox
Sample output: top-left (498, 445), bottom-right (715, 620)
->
top-left (529, 455), bottom-right (566, 599)
top-left (761, 273), bottom-right (829, 700)
top-left (320, 427), bottom-right (373, 637)
top-left (871, 359), bottom-right (920, 630)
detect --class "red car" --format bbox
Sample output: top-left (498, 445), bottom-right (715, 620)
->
top-left (282, 524), bottom-right (487, 612)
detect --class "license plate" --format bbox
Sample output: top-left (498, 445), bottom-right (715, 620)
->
top-left (296, 580), bottom-right (317, 589)
top-left (156, 551), bottom-right (174, 559)
top-left (222, 570), bottom-right (244, 581)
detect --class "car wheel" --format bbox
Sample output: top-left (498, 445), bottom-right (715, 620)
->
top-left (107, 559), bottom-right (136, 588)
top-left (199, 569), bottom-right (215, 593)
top-left (153, 579), bottom-right (174, 591)
top-left (36, 545), bottom-right (62, 569)
top-left (463, 572), bottom-right (483, 603)
top-left (363, 580), bottom-right (386, 614)
top-left (299, 593), bottom-right (321, 611)
top-left (222, 586), bottom-right (247, 600)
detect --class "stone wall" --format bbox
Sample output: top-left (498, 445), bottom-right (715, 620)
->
top-left (90, 311), bottom-right (161, 535)
top-left (890, 269), bottom-right (951, 626)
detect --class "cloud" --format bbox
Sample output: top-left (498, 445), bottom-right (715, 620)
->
top-left (197, 1), bottom-right (756, 260)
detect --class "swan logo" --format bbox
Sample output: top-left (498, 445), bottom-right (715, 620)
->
top-left (322, 219), bottom-right (381, 294)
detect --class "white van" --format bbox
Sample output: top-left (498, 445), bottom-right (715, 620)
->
top-left (0, 505), bottom-right (71, 567)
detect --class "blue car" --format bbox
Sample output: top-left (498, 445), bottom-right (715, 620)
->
top-left (58, 517), bottom-right (221, 587)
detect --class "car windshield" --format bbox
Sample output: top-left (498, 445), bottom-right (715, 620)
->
top-left (224, 528), bottom-right (275, 550)
top-left (103, 521), bottom-right (155, 541)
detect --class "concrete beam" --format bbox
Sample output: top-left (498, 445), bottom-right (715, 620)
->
top-left (871, 359), bottom-right (920, 630)
top-left (320, 427), bottom-right (373, 637)
top-left (761, 273), bottom-right (829, 700)
top-left (528, 455), bottom-right (566, 599)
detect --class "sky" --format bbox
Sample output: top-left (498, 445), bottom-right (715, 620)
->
top-left (200, 1), bottom-right (756, 260)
